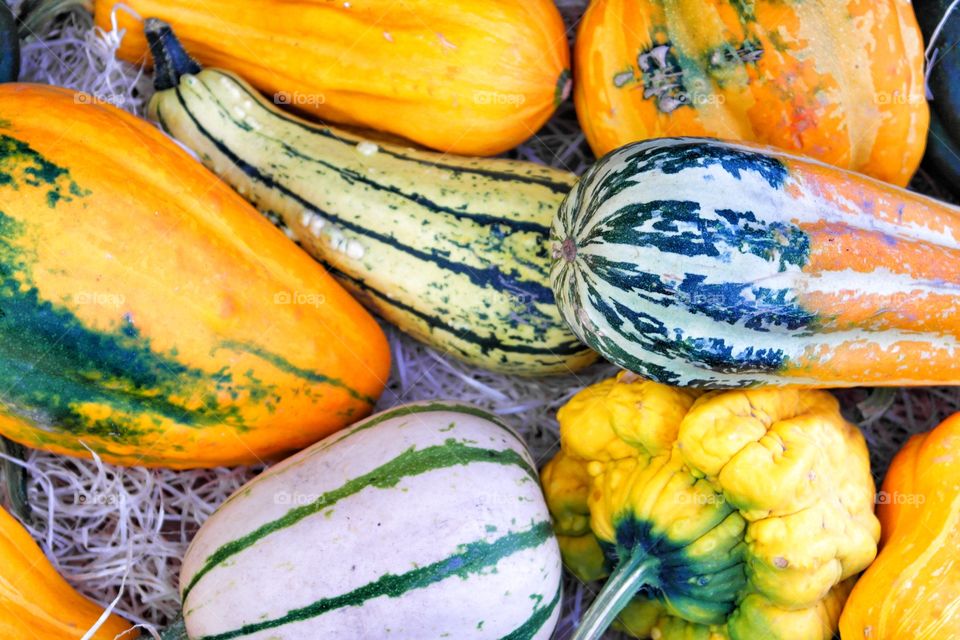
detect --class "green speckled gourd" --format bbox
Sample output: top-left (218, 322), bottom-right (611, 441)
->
top-left (144, 20), bottom-right (595, 376)
top-left (0, 82), bottom-right (389, 468)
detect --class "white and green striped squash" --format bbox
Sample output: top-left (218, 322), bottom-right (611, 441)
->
top-left (179, 402), bottom-right (563, 640)
top-left (144, 21), bottom-right (595, 377)
top-left (551, 137), bottom-right (960, 388)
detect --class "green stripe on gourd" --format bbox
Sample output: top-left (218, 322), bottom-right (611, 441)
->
top-left (212, 401), bottom-right (530, 508)
top-left (194, 521), bottom-right (555, 640)
top-left (551, 138), bottom-right (824, 387)
top-left (0, 136), bottom-right (236, 449)
top-left (179, 402), bottom-right (563, 640)
top-left (145, 21), bottom-right (595, 376)
top-left (0, 127), bottom-right (372, 463)
top-left (181, 437), bottom-right (538, 602)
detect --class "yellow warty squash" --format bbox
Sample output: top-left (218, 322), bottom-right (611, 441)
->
top-left (542, 373), bottom-right (879, 640)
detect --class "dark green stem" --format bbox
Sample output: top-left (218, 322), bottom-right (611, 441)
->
top-left (554, 69), bottom-right (572, 106)
top-left (0, 436), bottom-right (30, 523)
top-left (145, 18), bottom-right (201, 91)
top-left (17, 0), bottom-right (92, 40)
top-left (159, 615), bottom-right (188, 640)
top-left (573, 551), bottom-right (657, 640)
top-left (0, 2), bottom-right (19, 82)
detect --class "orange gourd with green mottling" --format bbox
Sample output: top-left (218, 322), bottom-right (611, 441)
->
top-left (0, 83), bottom-right (389, 468)
top-left (0, 506), bottom-right (136, 638)
top-left (574, 0), bottom-right (929, 186)
top-left (89, 0), bottom-right (570, 156)
top-left (840, 412), bottom-right (960, 639)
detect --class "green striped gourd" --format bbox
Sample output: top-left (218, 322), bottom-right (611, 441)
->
top-left (144, 21), bottom-right (595, 376)
top-left (179, 402), bottom-right (562, 640)
top-left (552, 137), bottom-right (960, 388)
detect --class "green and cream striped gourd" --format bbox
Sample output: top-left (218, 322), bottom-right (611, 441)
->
top-left (144, 20), bottom-right (595, 376)
top-left (179, 402), bottom-right (562, 640)
top-left (551, 137), bottom-right (960, 388)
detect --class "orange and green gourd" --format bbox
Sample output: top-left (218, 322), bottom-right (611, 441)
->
top-left (840, 411), bottom-right (960, 639)
top-left (0, 505), bottom-right (136, 638)
top-left (551, 137), bottom-right (960, 388)
top-left (0, 83), bottom-right (390, 468)
top-left (542, 373), bottom-right (880, 639)
top-left (574, 0), bottom-right (929, 186)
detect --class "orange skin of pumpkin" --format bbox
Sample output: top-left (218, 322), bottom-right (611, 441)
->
top-left (574, 0), bottom-right (929, 186)
top-left (94, 0), bottom-right (571, 156)
top-left (0, 84), bottom-right (390, 468)
top-left (840, 413), bottom-right (960, 639)
top-left (0, 506), bottom-right (136, 638)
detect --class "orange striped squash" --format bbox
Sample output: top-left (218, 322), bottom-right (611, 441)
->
top-left (574, 0), bottom-right (929, 186)
top-left (551, 138), bottom-right (960, 388)
top-left (840, 412), bottom-right (960, 638)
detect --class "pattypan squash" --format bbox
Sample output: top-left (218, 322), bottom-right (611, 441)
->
top-left (542, 373), bottom-right (879, 640)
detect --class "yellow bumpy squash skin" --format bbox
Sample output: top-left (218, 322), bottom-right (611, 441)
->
top-left (541, 373), bottom-right (879, 640)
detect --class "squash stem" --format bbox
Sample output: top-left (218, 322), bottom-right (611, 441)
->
top-left (145, 18), bottom-right (201, 91)
top-left (0, 3), bottom-right (20, 83)
top-left (573, 550), bottom-right (657, 640)
top-left (17, 0), bottom-right (92, 39)
top-left (0, 436), bottom-right (30, 522)
top-left (158, 615), bottom-right (188, 640)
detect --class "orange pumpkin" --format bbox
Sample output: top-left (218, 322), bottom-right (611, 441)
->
top-left (93, 0), bottom-right (570, 156)
top-left (0, 506), bottom-right (136, 638)
top-left (840, 412), bottom-right (960, 639)
top-left (0, 83), bottom-right (390, 468)
top-left (574, 0), bottom-right (929, 186)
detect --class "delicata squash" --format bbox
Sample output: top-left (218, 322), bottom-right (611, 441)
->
top-left (542, 373), bottom-right (879, 640)
top-left (143, 20), bottom-right (596, 376)
top-left (552, 137), bottom-right (960, 388)
top-left (0, 84), bottom-right (389, 468)
top-left (89, 0), bottom-right (570, 156)
top-left (179, 402), bottom-right (562, 639)
top-left (0, 506), bottom-right (136, 638)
